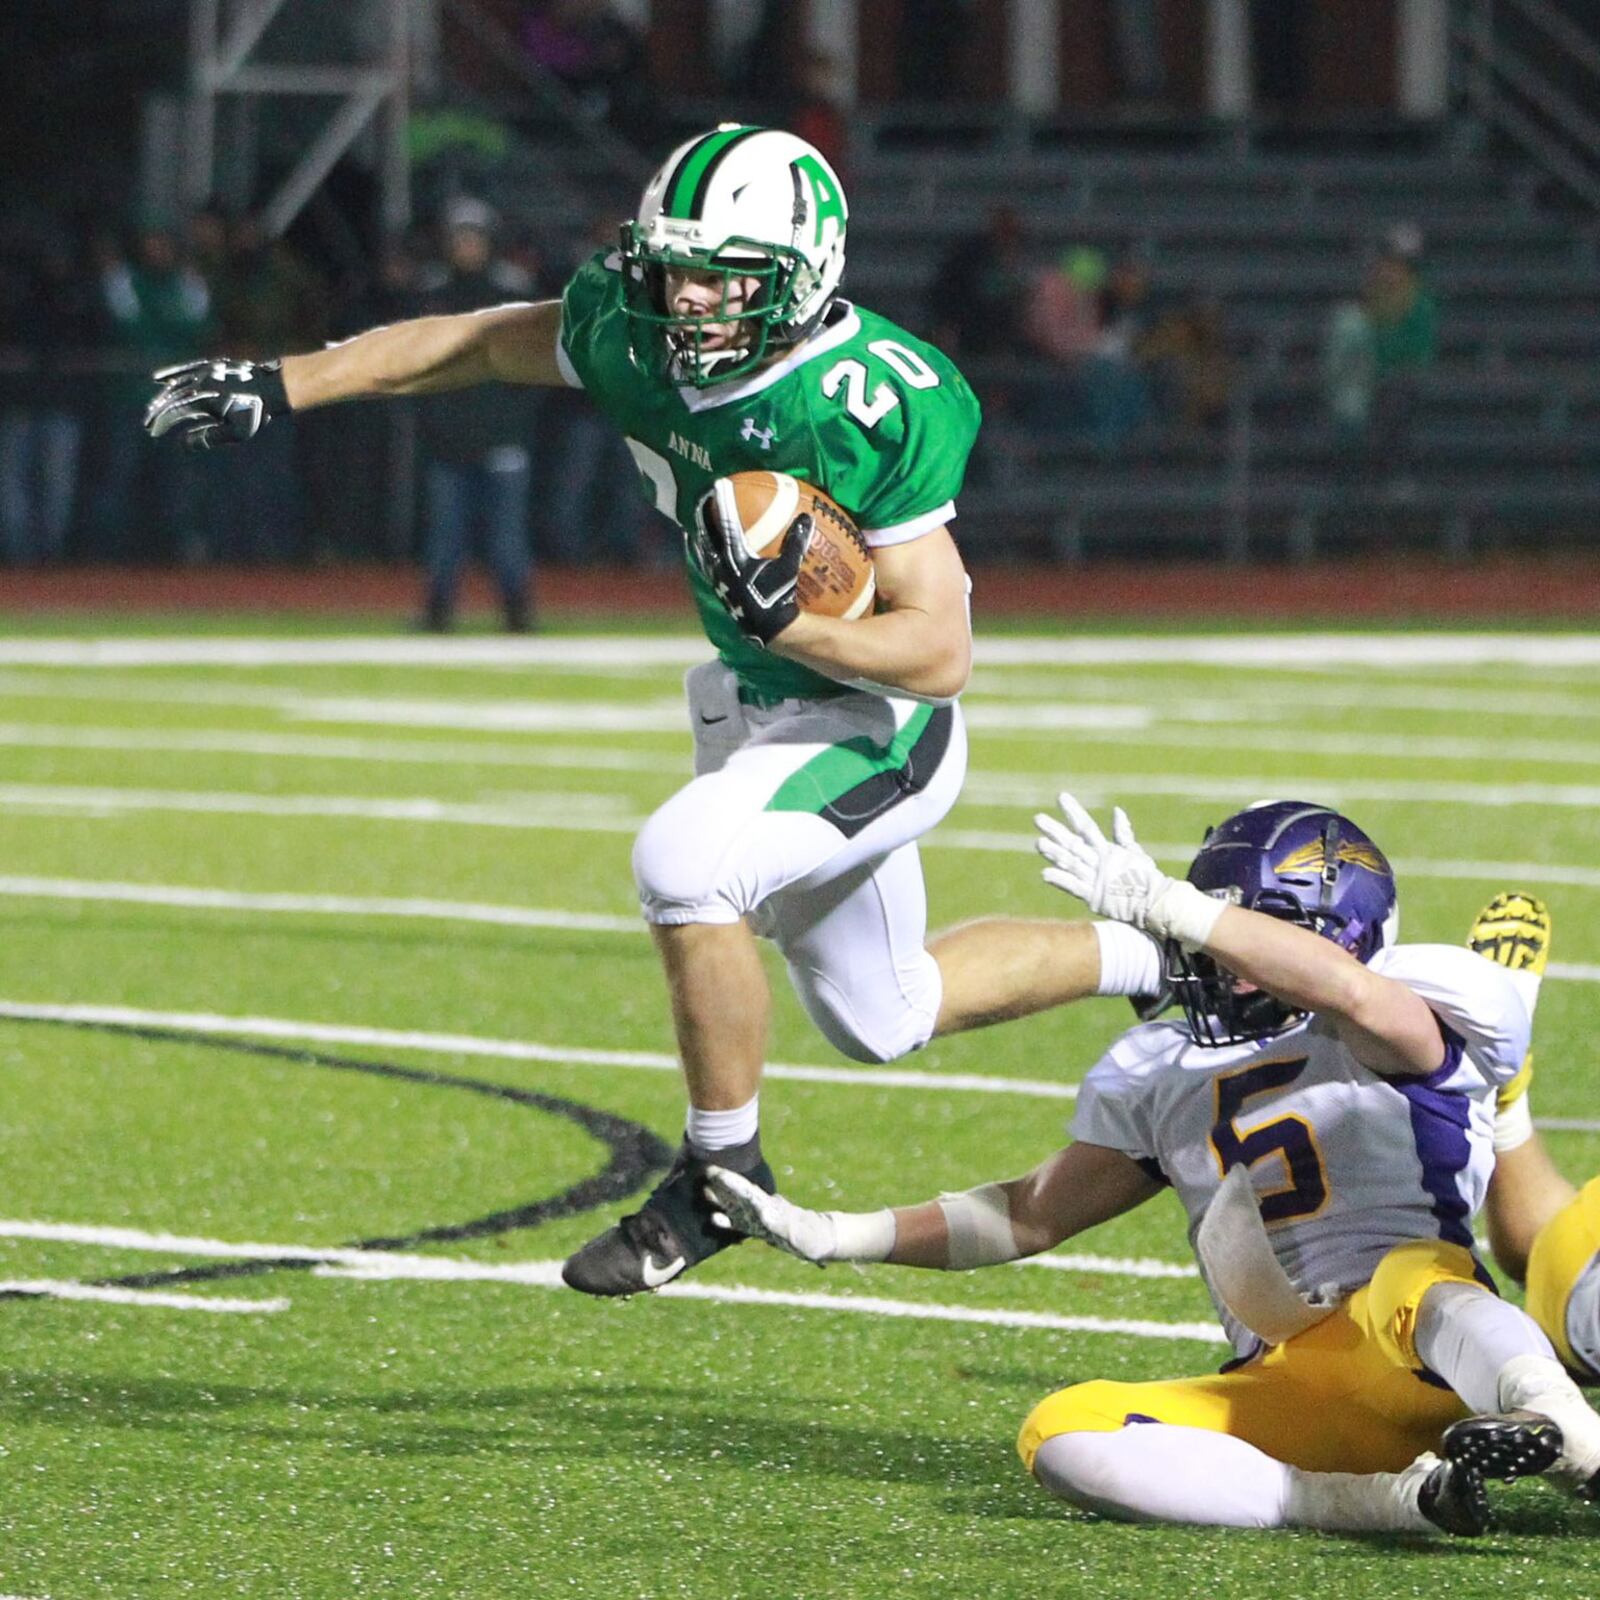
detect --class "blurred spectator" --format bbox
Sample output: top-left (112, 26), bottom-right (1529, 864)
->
top-left (540, 214), bottom-right (660, 569)
top-left (185, 204), bottom-right (230, 284)
top-left (928, 206), bottom-right (1027, 358)
top-left (200, 213), bottom-right (329, 563)
top-left (87, 224), bottom-right (211, 560)
top-left (414, 198), bottom-right (541, 631)
top-left (0, 237), bottom-right (99, 565)
top-left (1024, 245), bottom-right (1106, 365)
top-left (314, 237), bottom-right (424, 562)
top-left (213, 214), bottom-right (329, 358)
top-left (520, 0), bottom-right (652, 139)
top-left (1097, 250), bottom-right (1153, 361)
top-left (1024, 245), bottom-right (1152, 449)
top-left (1324, 231), bottom-right (1439, 449)
top-left (1138, 296), bottom-right (1232, 432)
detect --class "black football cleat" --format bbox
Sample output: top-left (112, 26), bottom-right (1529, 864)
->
top-left (1442, 1409), bottom-right (1564, 1482)
top-left (562, 1147), bottom-right (775, 1297)
top-left (1418, 1411), bottom-right (1566, 1535)
top-left (1417, 1454), bottom-right (1491, 1538)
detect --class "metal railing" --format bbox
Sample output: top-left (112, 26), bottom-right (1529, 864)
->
top-left (1454, 0), bottom-right (1600, 212)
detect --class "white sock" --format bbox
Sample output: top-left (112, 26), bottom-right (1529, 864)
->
top-left (685, 1094), bottom-right (759, 1154)
top-left (1415, 1282), bottom-right (1557, 1413)
top-left (1284, 1457), bottom-right (1440, 1534)
top-left (1031, 1424), bottom-right (1437, 1534)
top-left (1498, 1352), bottom-right (1600, 1487)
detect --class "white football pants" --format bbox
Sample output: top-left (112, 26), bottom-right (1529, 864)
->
top-left (631, 661), bottom-right (968, 1063)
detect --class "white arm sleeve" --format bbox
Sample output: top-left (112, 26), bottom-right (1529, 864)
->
top-left (1093, 920), bottom-right (1165, 997)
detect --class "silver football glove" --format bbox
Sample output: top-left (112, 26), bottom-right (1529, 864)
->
top-left (704, 1166), bottom-right (835, 1264)
top-left (143, 357), bottom-right (288, 450)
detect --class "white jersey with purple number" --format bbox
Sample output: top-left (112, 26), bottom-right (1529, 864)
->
top-left (1072, 944), bottom-right (1530, 1356)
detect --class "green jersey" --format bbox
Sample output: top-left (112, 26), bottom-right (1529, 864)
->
top-left (558, 250), bottom-right (982, 700)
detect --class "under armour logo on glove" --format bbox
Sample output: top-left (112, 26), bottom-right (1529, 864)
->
top-left (143, 357), bottom-right (289, 451)
top-left (692, 488), bottom-right (809, 648)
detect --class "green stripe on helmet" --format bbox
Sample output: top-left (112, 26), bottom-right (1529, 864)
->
top-left (665, 124), bottom-right (764, 220)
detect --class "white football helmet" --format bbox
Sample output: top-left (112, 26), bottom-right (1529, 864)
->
top-left (621, 124), bottom-right (848, 386)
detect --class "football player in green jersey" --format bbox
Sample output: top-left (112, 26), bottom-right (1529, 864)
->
top-left (145, 125), bottom-right (1113, 1297)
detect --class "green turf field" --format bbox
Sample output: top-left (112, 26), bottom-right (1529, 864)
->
top-left (0, 621), bottom-right (1595, 1598)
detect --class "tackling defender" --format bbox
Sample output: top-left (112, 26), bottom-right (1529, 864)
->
top-left (710, 798), bottom-right (1600, 1534)
top-left (1470, 894), bottom-right (1600, 1388)
top-left (144, 126), bottom-right (1105, 1298)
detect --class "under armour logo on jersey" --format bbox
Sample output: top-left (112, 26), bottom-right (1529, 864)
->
top-left (740, 418), bottom-right (778, 450)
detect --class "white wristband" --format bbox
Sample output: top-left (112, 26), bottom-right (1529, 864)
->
top-left (1145, 878), bottom-right (1226, 948)
top-left (1493, 1095), bottom-right (1535, 1154)
top-left (826, 1208), bottom-right (897, 1262)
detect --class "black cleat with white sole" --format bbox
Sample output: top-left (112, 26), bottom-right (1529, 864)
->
top-left (1419, 1411), bottom-right (1566, 1535)
top-left (562, 1146), bottom-right (775, 1297)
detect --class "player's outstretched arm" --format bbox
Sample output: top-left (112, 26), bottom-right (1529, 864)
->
top-left (706, 1140), bottom-right (1158, 1270)
top-left (145, 300), bottom-right (565, 449)
top-left (769, 526), bottom-right (973, 702)
top-left (284, 299), bottom-right (566, 408)
top-left (1034, 791), bottom-right (1446, 1076)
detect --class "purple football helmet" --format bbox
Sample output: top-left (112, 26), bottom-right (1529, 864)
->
top-left (1167, 799), bottom-right (1398, 1046)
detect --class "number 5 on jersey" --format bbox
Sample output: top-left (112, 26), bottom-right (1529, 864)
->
top-left (1209, 1058), bottom-right (1330, 1225)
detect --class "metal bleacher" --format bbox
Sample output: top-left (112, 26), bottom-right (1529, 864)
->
top-left (443, 0), bottom-right (1600, 567)
top-left (838, 129), bottom-right (1600, 563)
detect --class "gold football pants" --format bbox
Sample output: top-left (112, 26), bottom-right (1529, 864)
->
top-left (1526, 1176), bottom-right (1600, 1380)
top-left (1019, 1240), bottom-right (1485, 1476)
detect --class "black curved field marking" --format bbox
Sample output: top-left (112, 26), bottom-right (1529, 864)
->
top-left (0, 1018), bottom-right (674, 1294)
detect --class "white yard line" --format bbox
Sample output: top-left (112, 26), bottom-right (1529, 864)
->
top-left (0, 1219), bottom-right (1195, 1284)
top-left (1548, 962), bottom-right (1600, 983)
top-left (3, 878), bottom-right (1598, 981)
top-left (0, 876), bottom-right (643, 935)
top-left (10, 781), bottom-right (1600, 878)
top-left (972, 675), bottom-right (1600, 723)
top-left (0, 784), bottom-right (637, 831)
top-left (0, 1279), bottom-right (287, 1314)
top-left (0, 1000), bottom-right (1082, 1101)
top-left (973, 720), bottom-right (1600, 768)
top-left (0, 633), bottom-right (1594, 670)
top-left (3, 1001), bottom-right (1596, 1130)
top-left (0, 723), bottom-right (666, 772)
top-left (963, 771), bottom-right (1600, 810)
top-left (1015, 1253), bottom-right (1197, 1279)
top-left (8, 717), bottom-right (1600, 774)
top-left (0, 1220), bottom-right (1220, 1344)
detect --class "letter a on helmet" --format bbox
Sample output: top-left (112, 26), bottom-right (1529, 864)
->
top-left (621, 125), bottom-right (850, 386)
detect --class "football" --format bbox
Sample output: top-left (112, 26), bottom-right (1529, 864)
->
top-left (706, 470), bottom-right (877, 620)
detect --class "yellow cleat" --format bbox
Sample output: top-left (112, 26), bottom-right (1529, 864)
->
top-left (1466, 892), bottom-right (1550, 1110)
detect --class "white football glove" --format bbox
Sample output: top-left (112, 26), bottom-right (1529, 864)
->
top-left (1034, 791), bottom-right (1226, 948)
top-left (705, 1166), bottom-right (836, 1264)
